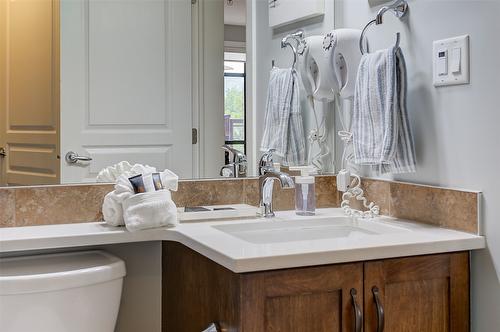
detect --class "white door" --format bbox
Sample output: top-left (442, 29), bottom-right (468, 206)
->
top-left (60, 0), bottom-right (193, 183)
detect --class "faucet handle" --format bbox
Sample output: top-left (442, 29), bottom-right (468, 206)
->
top-left (222, 144), bottom-right (246, 163)
top-left (259, 149), bottom-right (275, 175)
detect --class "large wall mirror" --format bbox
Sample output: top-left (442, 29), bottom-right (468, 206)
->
top-left (0, 0), bottom-right (336, 186)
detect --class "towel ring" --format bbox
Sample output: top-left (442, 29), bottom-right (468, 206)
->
top-left (359, 0), bottom-right (408, 54)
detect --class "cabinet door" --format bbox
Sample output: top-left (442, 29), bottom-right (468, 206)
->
top-left (364, 252), bottom-right (469, 332)
top-left (241, 263), bottom-right (364, 332)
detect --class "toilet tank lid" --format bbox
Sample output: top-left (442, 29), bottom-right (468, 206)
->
top-left (0, 250), bottom-right (126, 295)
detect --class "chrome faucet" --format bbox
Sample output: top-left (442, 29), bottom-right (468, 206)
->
top-left (220, 145), bottom-right (247, 178)
top-left (258, 149), bottom-right (275, 175)
top-left (258, 170), bottom-right (294, 218)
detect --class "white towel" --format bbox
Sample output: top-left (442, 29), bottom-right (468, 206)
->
top-left (96, 162), bottom-right (157, 183)
top-left (102, 192), bottom-right (126, 226)
top-left (261, 67), bottom-right (306, 166)
top-left (103, 169), bottom-right (179, 228)
top-left (352, 46), bottom-right (416, 174)
top-left (160, 169), bottom-right (179, 191)
top-left (123, 190), bottom-right (178, 232)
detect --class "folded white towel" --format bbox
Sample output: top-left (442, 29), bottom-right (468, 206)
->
top-left (96, 162), bottom-right (157, 183)
top-left (353, 46), bottom-right (416, 174)
top-left (103, 168), bottom-right (179, 229)
top-left (102, 192), bottom-right (126, 226)
top-left (160, 169), bottom-right (179, 191)
top-left (97, 161), bottom-right (134, 183)
top-left (122, 190), bottom-right (178, 232)
top-left (261, 67), bottom-right (306, 166)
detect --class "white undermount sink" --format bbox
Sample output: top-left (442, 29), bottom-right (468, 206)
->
top-left (212, 217), bottom-right (407, 244)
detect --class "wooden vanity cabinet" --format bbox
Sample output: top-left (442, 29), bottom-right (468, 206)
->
top-left (363, 253), bottom-right (470, 332)
top-left (162, 242), bottom-right (469, 332)
top-left (240, 262), bottom-right (363, 332)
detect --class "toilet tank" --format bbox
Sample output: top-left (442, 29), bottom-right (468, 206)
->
top-left (0, 250), bottom-right (126, 332)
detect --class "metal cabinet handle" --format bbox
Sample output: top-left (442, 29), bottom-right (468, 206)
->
top-left (350, 288), bottom-right (363, 332)
top-left (202, 322), bottom-right (221, 332)
top-left (372, 286), bottom-right (385, 332)
top-left (65, 151), bottom-right (92, 164)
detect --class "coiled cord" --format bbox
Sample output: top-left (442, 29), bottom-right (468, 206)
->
top-left (340, 175), bottom-right (380, 218)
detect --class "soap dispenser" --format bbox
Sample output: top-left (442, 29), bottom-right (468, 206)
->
top-left (290, 166), bottom-right (316, 216)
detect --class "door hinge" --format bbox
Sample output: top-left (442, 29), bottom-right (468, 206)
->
top-left (192, 128), bottom-right (198, 144)
top-left (0, 147), bottom-right (5, 157)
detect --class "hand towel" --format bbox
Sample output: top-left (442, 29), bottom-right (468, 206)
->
top-left (260, 67), bottom-right (306, 166)
top-left (102, 192), bottom-right (126, 226)
top-left (352, 46), bottom-right (416, 174)
top-left (122, 190), bottom-right (178, 232)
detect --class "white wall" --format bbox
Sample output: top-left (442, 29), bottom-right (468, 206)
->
top-left (254, 0), bottom-right (336, 170)
top-left (254, 0), bottom-right (499, 329)
top-left (99, 242), bottom-right (162, 332)
top-left (334, 0), bottom-right (500, 330)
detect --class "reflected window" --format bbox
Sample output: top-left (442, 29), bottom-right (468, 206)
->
top-left (224, 53), bottom-right (246, 154)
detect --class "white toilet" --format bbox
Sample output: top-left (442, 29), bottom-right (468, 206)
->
top-left (0, 250), bottom-right (126, 332)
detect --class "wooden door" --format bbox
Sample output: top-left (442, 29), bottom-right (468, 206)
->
top-left (364, 252), bottom-right (470, 332)
top-left (60, 0), bottom-right (194, 182)
top-left (0, 0), bottom-right (60, 186)
top-left (241, 263), bottom-right (364, 332)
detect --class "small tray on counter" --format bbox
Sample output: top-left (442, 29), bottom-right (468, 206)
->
top-left (177, 204), bottom-right (258, 222)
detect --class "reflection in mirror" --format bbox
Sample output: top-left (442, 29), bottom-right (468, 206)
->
top-left (0, 0), bottom-right (334, 187)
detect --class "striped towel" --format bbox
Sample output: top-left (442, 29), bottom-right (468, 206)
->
top-left (352, 46), bottom-right (416, 174)
top-left (261, 67), bottom-right (306, 166)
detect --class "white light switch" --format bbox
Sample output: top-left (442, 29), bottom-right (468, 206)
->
top-left (437, 49), bottom-right (448, 76)
top-left (451, 47), bottom-right (461, 73)
top-left (433, 35), bottom-right (469, 87)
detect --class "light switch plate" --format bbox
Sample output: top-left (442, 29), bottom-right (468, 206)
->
top-left (433, 35), bottom-right (470, 87)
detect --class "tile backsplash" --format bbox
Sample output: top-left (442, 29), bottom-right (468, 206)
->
top-left (0, 176), bottom-right (480, 234)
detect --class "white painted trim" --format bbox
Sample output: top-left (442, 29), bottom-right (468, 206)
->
top-left (191, 1), bottom-right (200, 178)
top-left (191, 0), bottom-right (225, 178)
top-left (245, 0), bottom-right (257, 176)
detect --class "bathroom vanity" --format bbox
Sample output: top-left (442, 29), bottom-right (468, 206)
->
top-left (163, 242), bottom-right (469, 332)
top-left (0, 188), bottom-right (484, 332)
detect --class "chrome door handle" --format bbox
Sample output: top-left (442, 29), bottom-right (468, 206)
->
top-left (65, 151), bottom-right (92, 164)
top-left (350, 288), bottom-right (363, 332)
top-left (372, 286), bottom-right (385, 332)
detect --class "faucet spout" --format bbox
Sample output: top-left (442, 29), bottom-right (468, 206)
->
top-left (258, 170), bottom-right (294, 218)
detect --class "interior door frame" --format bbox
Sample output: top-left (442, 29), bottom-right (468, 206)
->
top-left (0, 0), bottom-right (5, 185)
top-left (192, 0), bottom-right (255, 178)
top-left (245, 0), bottom-right (257, 176)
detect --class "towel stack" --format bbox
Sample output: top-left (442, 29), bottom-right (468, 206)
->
top-left (100, 162), bottom-right (179, 231)
top-left (352, 46), bottom-right (416, 174)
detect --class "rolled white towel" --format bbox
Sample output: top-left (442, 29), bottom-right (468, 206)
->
top-left (102, 192), bottom-right (126, 226)
top-left (160, 169), bottom-right (179, 191)
top-left (115, 174), bottom-right (135, 196)
top-left (122, 190), bottom-right (178, 232)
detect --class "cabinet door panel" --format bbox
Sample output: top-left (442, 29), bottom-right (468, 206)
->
top-left (241, 263), bottom-right (363, 332)
top-left (364, 252), bottom-right (469, 332)
top-left (265, 291), bottom-right (341, 332)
